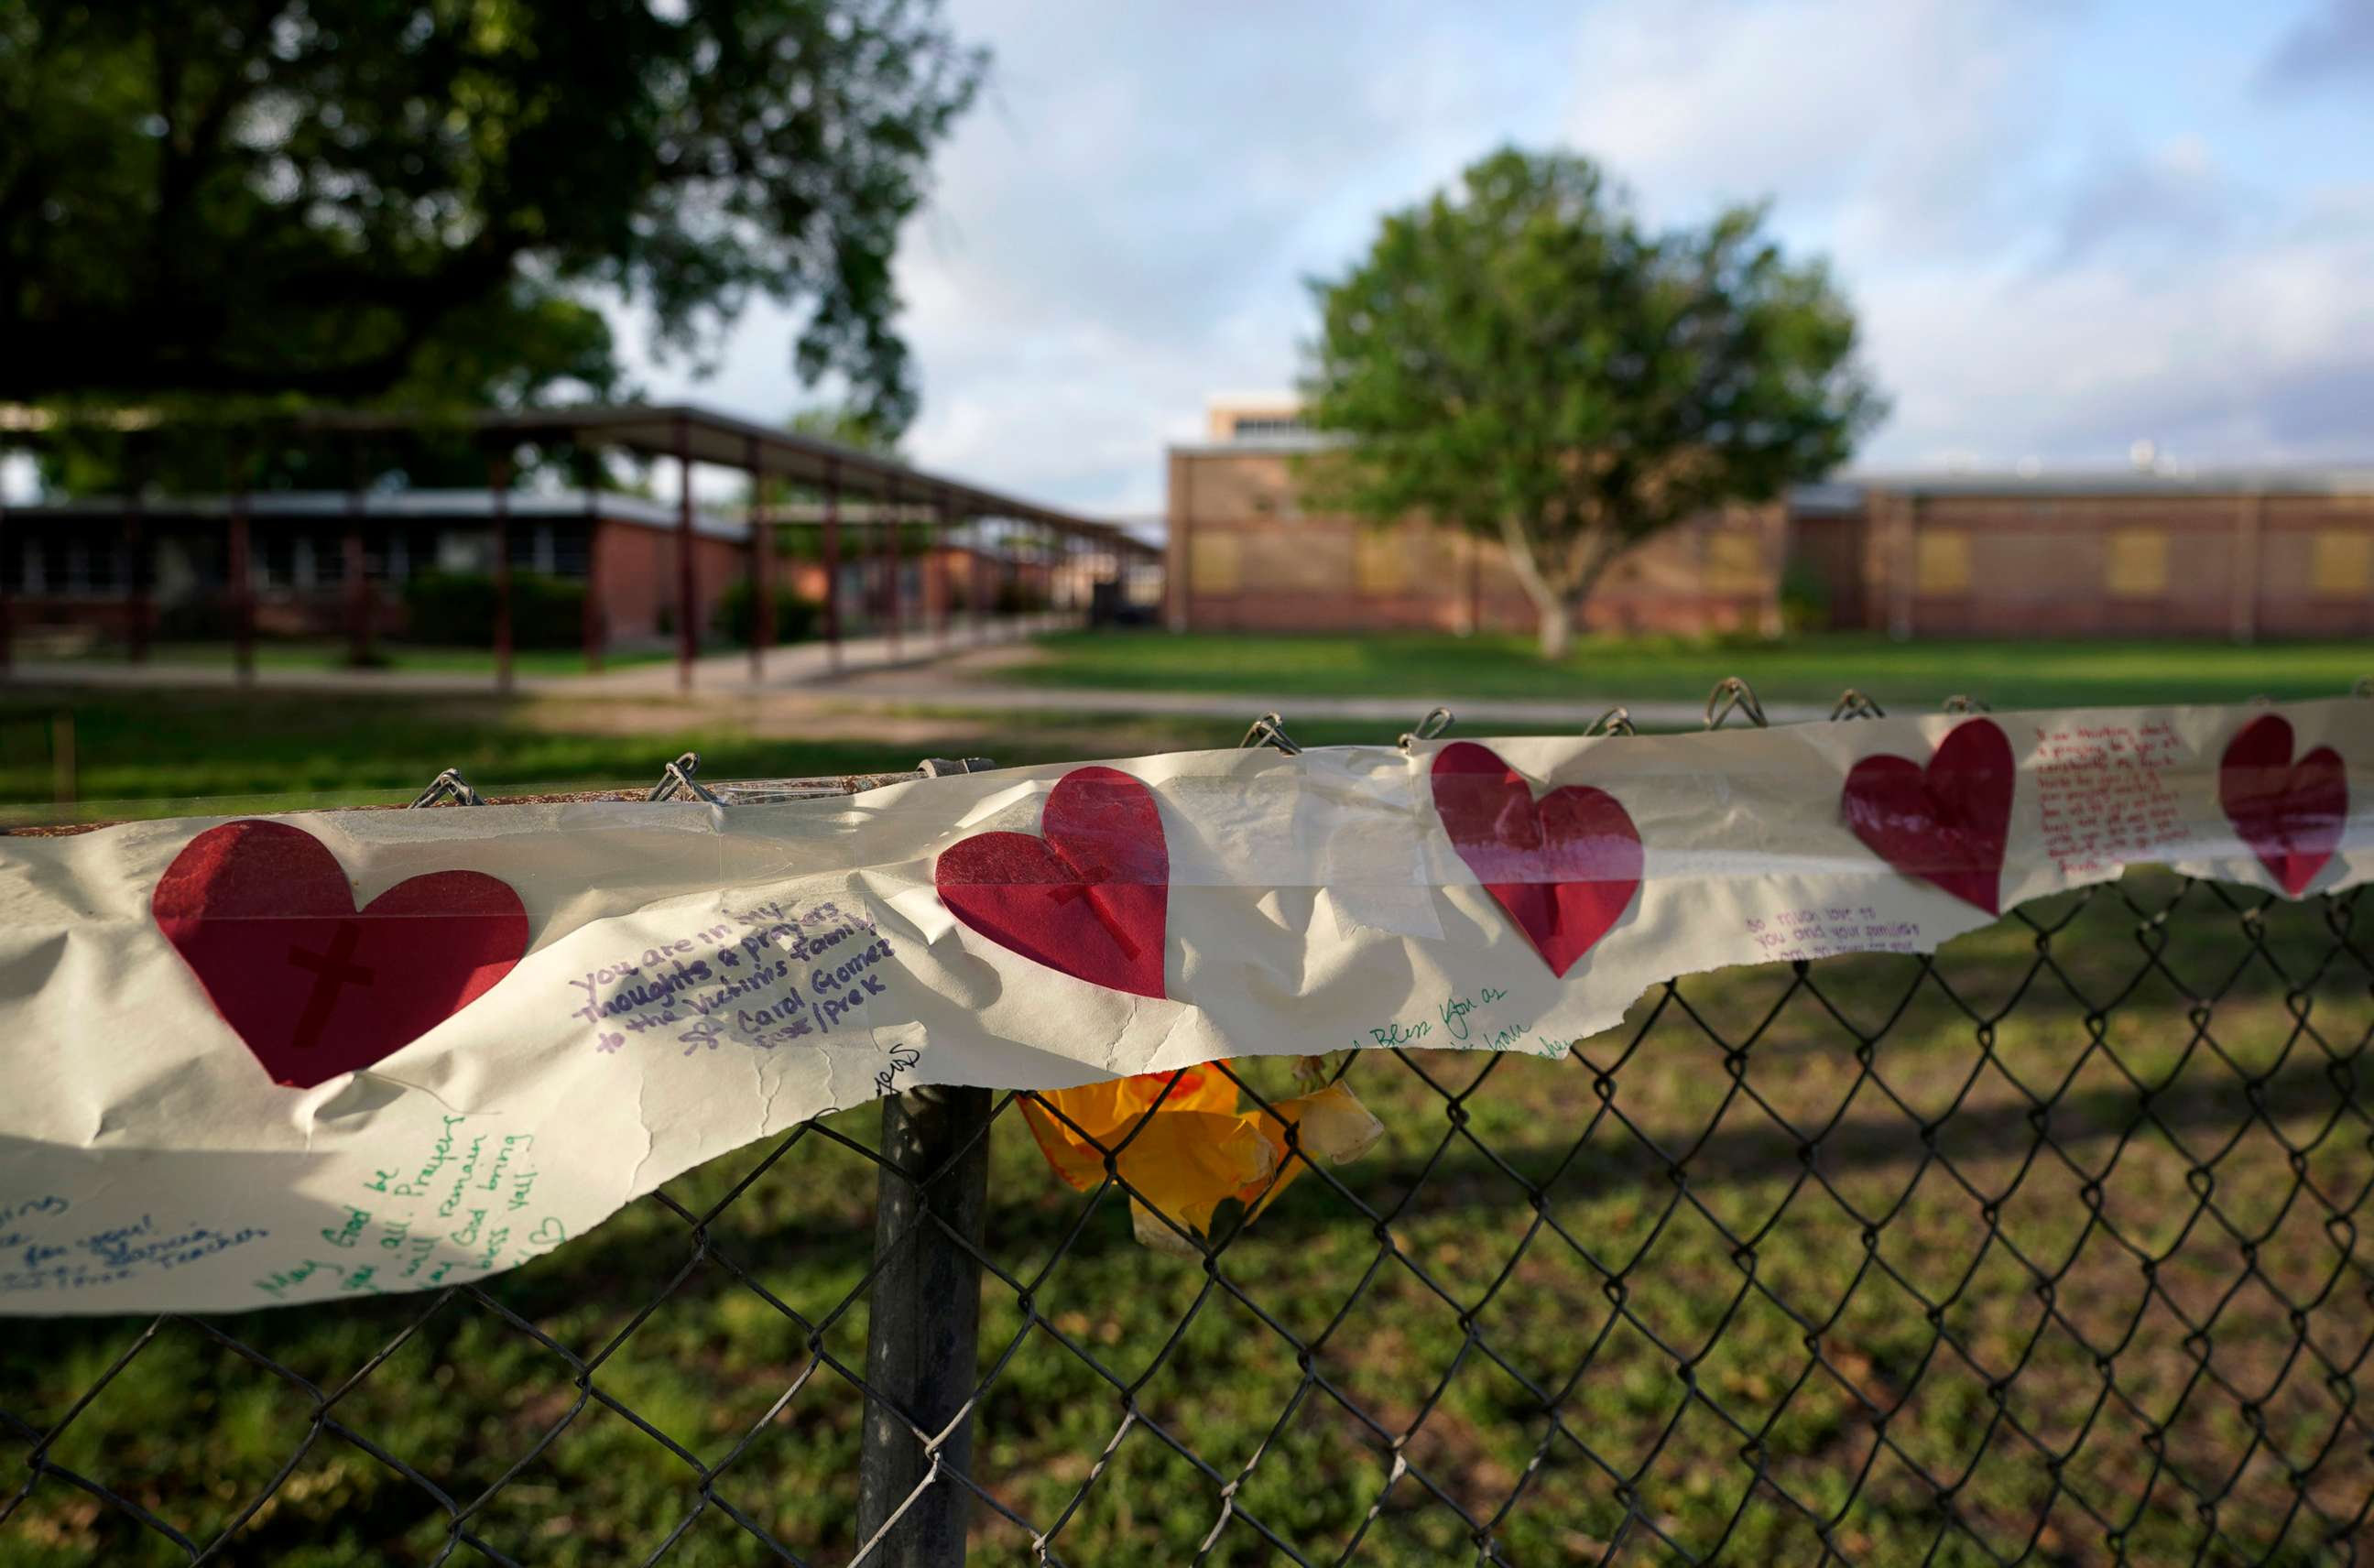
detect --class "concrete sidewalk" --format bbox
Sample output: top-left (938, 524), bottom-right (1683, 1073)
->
top-left (825, 676), bottom-right (1830, 732)
top-left (5, 618), bottom-right (1829, 730)
top-left (0, 615), bottom-right (1071, 699)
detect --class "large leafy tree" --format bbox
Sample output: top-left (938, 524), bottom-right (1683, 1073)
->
top-left (0, 0), bottom-right (985, 437)
top-left (1302, 147), bottom-right (1881, 658)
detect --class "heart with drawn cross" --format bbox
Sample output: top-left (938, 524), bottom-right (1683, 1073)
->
top-left (153, 820), bottom-right (528, 1088)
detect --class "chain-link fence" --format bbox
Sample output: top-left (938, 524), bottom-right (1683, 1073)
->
top-left (5, 772), bottom-right (2371, 1564)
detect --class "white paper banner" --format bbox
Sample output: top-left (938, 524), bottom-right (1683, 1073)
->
top-left (0, 698), bottom-right (2362, 1313)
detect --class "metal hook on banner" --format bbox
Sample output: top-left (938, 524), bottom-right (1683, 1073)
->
top-left (648, 752), bottom-right (724, 804)
top-left (1398, 707), bottom-right (1455, 752)
top-left (1238, 712), bottom-right (1303, 756)
top-left (1829, 689), bottom-right (1886, 722)
top-left (1704, 678), bottom-right (1768, 731)
top-left (1941, 694), bottom-right (1991, 714)
top-left (1584, 705), bottom-right (1637, 737)
top-left (408, 768), bottom-right (485, 808)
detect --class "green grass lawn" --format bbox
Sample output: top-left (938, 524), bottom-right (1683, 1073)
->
top-left (0, 689), bottom-right (1530, 824)
top-left (45, 639), bottom-right (676, 677)
top-left (0, 688), bottom-right (954, 822)
top-left (6, 875), bottom-right (2366, 1563)
top-left (1006, 632), bottom-right (2374, 713)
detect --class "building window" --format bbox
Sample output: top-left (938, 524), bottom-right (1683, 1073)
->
top-left (2311, 530), bottom-right (2373, 595)
top-left (2105, 528), bottom-right (2170, 597)
top-left (550, 523), bottom-right (590, 579)
top-left (438, 531), bottom-right (493, 573)
top-left (1353, 530), bottom-right (1409, 595)
top-left (1189, 534), bottom-right (1242, 595)
top-left (1704, 532), bottom-right (1764, 593)
top-left (1914, 530), bottom-right (1972, 594)
top-left (1230, 416), bottom-right (1306, 439)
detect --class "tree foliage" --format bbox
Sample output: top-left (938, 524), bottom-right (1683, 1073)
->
top-left (1301, 147), bottom-right (1882, 657)
top-left (0, 0), bottom-right (985, 434)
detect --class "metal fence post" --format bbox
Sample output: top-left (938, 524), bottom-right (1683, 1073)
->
top-left (855, 1083), bottom-right (993, 1568)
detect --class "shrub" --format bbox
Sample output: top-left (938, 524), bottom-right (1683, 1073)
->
top-left (993, 576), bottom-right (1047, 615)
top-left (1778, 559), bottom-right (1833, 636)
top-left (400, 572), bottom-right (587, 648)
top-left (712, 576), bottom-right (820, 646)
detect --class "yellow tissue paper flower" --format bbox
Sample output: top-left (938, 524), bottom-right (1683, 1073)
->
top-left (1022, 1063), bottom-right (1383, 1254)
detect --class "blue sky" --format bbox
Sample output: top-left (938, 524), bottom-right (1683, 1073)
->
top-left (620, 0), bottom-right (2374, 518)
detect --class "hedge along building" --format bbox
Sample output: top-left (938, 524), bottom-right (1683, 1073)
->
top-left (1169, 397), bottom-right (2374, 640)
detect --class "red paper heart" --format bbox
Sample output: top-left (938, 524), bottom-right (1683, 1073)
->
top-left (153, 820), bottom-right (528, 1088)
top-left (935, 767), bottom-right (1169, 998)
top-left (1841, 718), bottom-right (2015, 914)
top-left (2220, 714), bottom-right (2346, 896)
top-left (1431, 742), bottom-right (1642, 977)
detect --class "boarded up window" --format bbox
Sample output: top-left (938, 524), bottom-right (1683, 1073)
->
top-left (1353, 530), bottom-right (1410, 595)
top-left (1704, 532), bottom-right (1764, 593)
top-left (1914, 530), bottom-right (1972, 594)
top-left (1189, 534), bottom-right (1242, 595)
top-left (2311, 530), bottom-right (2374, 595)
top-left (2105, 528), bottom-right (2170, 597)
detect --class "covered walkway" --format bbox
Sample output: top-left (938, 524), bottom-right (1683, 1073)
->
top-left (0, 403), bottom-right (1163, 693)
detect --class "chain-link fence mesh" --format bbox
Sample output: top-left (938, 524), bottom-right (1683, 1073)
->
top-left (5, 866), bottom-right (2369, 1565)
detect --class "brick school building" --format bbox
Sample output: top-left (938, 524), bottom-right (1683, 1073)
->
top-left (1167, 401), bottom-right (2374, 641)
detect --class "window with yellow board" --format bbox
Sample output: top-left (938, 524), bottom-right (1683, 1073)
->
top-left (2311, 530), bottom-right (2373, 596)
top-left (1189, 534), bottom-right (1242, 595)
top-left (1353, 529), bottom-right (1410, 595)
top-left (1914, 530), bottom-right (1972, 594)
top-left (2105, 528), bottom-right (2170, 597)
top-left (1704, 531), bottom-right (1764, 593)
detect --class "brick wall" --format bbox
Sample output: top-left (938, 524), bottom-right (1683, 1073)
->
top-left (1168, 446), bottom-right (2374, 642)
top-left (589, 521), bottom-right (748, 644)
top-left (1862, 491), bottom-right (2374, 641)
top-left (1168, 448), bottom-right (1783, 638)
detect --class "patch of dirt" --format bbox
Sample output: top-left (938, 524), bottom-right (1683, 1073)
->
top-left (509, 692), bottom-right (999, 747)
top-left (832, 638), bottom-right (1050, 693)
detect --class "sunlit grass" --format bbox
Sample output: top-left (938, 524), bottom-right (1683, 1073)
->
top-left (1007, 631), bottom-right (2374, 713)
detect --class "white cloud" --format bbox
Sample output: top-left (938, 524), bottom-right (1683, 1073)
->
top-left (1861, 174), bottom-right (2374, 466)
top-left (616, 0), bottom-right (2374, 509)
top-left (1561, 0), bottom-right (2067, 256)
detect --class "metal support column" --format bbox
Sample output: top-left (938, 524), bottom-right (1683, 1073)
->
top-left (489, 452), bottom-right (515, 695)
top-left (582, 491), bottom-right (605, 674)
top-left (882, 478), bottom-right (901, 659)
top-left (854, 1083), bottom-right (993, 1568)
top-left (121, 476), bottom-right (148, 664)
top-left (747, 434), bottom-right (770, 681)
top-left (823, 456), bottom-right (844, 673)
top-left (228, 452), bottom-right (254, 687)
top-left (344, 454), bottom-right (372, 669)
top-left (675, 414), bottom-right (698, 693)
top-left (972, 519), bottom-right (989, 644)
top-left (932, 495), bottom-right (951, 648)
top-left (0, 484), bottom-right (11, 681)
